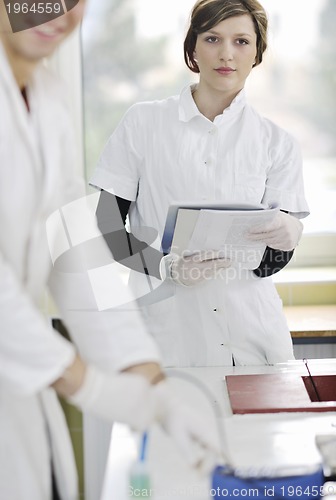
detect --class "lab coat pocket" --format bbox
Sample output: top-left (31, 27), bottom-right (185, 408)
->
top-left (234, 170), bottom-right (267, 203)
top-left (233, 149), bottom-right (268, 202)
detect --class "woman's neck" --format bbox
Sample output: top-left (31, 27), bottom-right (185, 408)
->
top-left (192, 84), bottom-right (241, 121)
top-left (2, 39), bottom-right (36, 90)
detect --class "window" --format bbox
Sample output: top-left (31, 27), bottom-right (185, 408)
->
top-left (81, 0), bottom-right (336, 267)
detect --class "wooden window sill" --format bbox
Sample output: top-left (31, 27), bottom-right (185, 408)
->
top-left (284, 305), bottom-right (336, 342)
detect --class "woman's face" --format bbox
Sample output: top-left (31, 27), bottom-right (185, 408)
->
top-left (0, 0), bottom-right (86, 64)
top-left (194, 14), bottom-right (257, 97)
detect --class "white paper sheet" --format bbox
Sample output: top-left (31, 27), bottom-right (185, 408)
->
top-left (171, 205), bottom-right (279, 269)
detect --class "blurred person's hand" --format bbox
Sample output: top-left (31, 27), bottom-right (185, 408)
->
top-left (67, 364), bottom-right (157, 430)
top-left (62, 360), bottom-right (221, 474)
top-left (153, 381), bottom-right (221, 475)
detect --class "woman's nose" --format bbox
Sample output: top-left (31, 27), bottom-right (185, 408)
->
top-left (218, 41), bottom-right (233, 61)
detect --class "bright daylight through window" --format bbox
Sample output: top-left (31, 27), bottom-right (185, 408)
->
top-left (81, 0), bottom-right (336, 268)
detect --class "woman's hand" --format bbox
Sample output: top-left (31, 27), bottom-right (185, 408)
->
top-left (160, 251), bottom-right (231, 287)
top-left (247, 212), bottom-right (303, 251)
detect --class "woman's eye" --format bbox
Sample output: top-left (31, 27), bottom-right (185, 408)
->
top-left (205, 36), bottom-right (218, 43)
top-left (236, 38), bottom-right (249, 45)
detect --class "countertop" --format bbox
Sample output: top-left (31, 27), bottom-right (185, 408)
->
top-left (100, 359), bottom-right (336, 500)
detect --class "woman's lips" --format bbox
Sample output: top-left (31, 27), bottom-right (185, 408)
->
top-left (31, 22), bottom-right (65, 39)
top-left (215, 67), bottom-right (236, 75)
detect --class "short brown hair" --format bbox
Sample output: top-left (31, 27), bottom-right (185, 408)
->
top-left (184, 0), bottom-right (268, 73)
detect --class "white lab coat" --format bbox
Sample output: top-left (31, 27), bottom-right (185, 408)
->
top-left (0, 44), bottom-right (160, 500)
top-left (90, 85), bottom-right (310, 368)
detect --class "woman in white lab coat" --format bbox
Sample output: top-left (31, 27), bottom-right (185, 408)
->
top-left (0, 3), bottom-right (219, 499)
top-left (91, 0), bottom-right (309, 368)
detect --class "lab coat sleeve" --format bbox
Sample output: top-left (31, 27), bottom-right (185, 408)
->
top-left (89, 104), bottom-right (143, 200)
top-left (96, 191), bottom-right (163, 279)
top-left (261, 126), bottom-right (310, 218)
top-left (0, 252), bottom-right (76, 396)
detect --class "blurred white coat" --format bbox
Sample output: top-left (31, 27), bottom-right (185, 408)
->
top-left (0, 44), bottom-right (160, 500)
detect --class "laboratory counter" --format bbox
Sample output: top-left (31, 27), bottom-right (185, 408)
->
top-left (101, 359), bottom-right (336, 500)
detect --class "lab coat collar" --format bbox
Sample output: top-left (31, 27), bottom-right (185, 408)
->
top-left (178, 83), bottom-right (246, 122)
top-left (0, 42), bottom-right (31, 118)
top-left (0, 42), bottom-right (41, 162)
top-left (0, 42), bottom-right (57, 214)
top-left (0, 41), bottom-right (47, 127)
